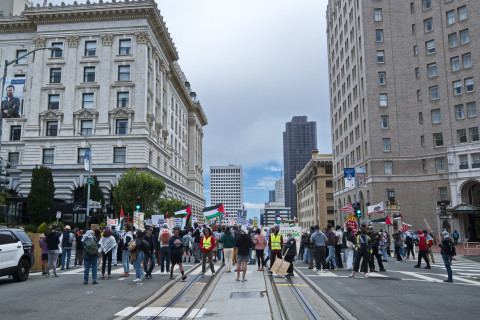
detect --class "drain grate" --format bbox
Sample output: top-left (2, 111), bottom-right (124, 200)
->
top-left (230, 291), bottom-right (265, 299)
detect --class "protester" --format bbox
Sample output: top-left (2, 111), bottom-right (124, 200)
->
top-left (82, 230), bottom-right (100, 284)
top-left (426, 232), bottom-right (436, 264)
top-left (169, 228), bottom-right (188, 281)
top-left (132, 230), bottom-right (147, 282)
top-left (349, 227), bottom-right (371, 278)
top-left (94, 229), bottom-right (102, 269)
top-left (335, 225), bottom-right (344, 269)
top-left (192, 223), bottom-right (202, 263)
top-left (200, 227), bottom-right (216, 275)
top-left (60, 225), bottom-right (74, 270)
top-left (343, 227), bottom-right (355, 270)
top-left (232, 226), bottom-right (241, 265)
top-left (99, 228), bottom-right (117, 279)
top-left (46, 225), bottom-right (61, 278)
top-left (254, 228), bottom-right (267, 271)
top-left (439, 232), bottom-right (456, 283)
top-left (39, 232), bottom-right (48, 275)
top-left (379, 229), bottom-right (388, 261)
top-left (143, 226), bottom-right (157, 279)
top-left (111, 226), bottom-right (119, 266)
top-left (267, 226), bottom-right (284, 274)
top-left (310, 225), bottom-right (328, 273)
top-left (452, 229), bottom-right (460, 245)
top-left (182, 229), bottom-right (193, 262)
top-left (405, 231), bottom-right (415, 259)
top-left (414, 230), bottom-right (431, 269)
top-left (393, 231), bottom-right (403, 261)
top-left (220, 227), bottom-right (235, 272)
top-left (247, 226), bottom-right (256, 265)
top-left (75, 230), bottom-right (84, 267)
top-left (120, 223), bottom-right (133, 277)
top-left (367, 227), bottom-right (386, 272)
top-left (235, 226), bottom-right (252, 282)
top-left (159, 224), bottom-right (172, 275)
top-left (283, 231), bottom-right (297, 277)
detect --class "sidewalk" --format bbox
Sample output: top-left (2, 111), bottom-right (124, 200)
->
top-left (199, 265), bottom-right (270, 319)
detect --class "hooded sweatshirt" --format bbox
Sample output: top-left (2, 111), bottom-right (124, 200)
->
top-left (418, 231), bottom-right (427, 251)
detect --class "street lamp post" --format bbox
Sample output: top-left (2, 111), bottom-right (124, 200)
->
top-left (79, 132), bottom-right (92, 230)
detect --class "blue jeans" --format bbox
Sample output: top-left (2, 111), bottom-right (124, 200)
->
top-left (217, 248), bottom-right (222, 261)
top-left (381, 246), bottom-right (388, 260)
top-left (442, 254), bottom-right (452, 281)
top-left (61, 248), bottom-right (72, 269)
top-left (144, 252), bottom-right (156, 276)
top-left (133, 251), bottom-right (145, 280)
top-left (122, 250), bottom-right (130, 273)
top-left (399, 247), bottom-right (405, 258)
top-left (84, 257), bottom-right (97, 283)
top-left (160, 246), bottom-right (171, 272)
top-left (326, 245), bottom-right (337, 268)
top-left (248, 247), bottom-right (256, 264)
top-left (303, 248), bottom-right (309, 263)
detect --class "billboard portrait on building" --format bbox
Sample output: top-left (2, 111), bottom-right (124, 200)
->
top-left (1, 77), bottom-right (25, 118)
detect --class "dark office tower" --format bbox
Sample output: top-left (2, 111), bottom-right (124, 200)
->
top-left (269, 190), bottom-right (276, 203)
top-left (283, 116), bottom-right (317, 218)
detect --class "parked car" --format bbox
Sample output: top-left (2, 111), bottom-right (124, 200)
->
top-left (0, 228), bottom-right (34, 281)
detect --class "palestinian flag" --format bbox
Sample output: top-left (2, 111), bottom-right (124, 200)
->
top-left (369, 217), bottom-right (393, 225)
top-left (276, 217), bottom-right (285, 224)
top-left (289, 221), bottom-right (296, 227)
top-left (119, 206), bottom-right (125, 231)
top-left (393, 215), bottom-right (404, 220)
top-left (174, 205), bottom-right (191, 217)
top-left (203, 204), bottom-right (226, 221)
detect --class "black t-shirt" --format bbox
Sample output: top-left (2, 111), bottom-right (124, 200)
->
top-left (235, 234), bottom-right (252, 256)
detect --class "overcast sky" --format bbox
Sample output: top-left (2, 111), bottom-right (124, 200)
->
top-left (37, 0), bottom-right (331, 218)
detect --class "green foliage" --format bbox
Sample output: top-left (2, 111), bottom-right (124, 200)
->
top-left (113, 167), bottom-right (166, 219)
top-left (158, 197), bottom-right (185, 218)
top-left (24, 224), bottom-right (38, 233)
top-left (0, 192), bottom-right (6, 205)
top-left (27, 166), bottom-right (55, 225)
top-left (37, 222), bottom-right (49, 234)
top-left (83, 176), bottom-right (105, 205)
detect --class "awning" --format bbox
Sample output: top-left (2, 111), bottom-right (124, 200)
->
top-left (450, 203), bottom-right (480, 215)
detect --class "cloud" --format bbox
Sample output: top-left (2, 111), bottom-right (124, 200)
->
top-left (256, 176), bottom-right (277, 189)
top-left (244, 202), bottom-right (265, 210)
top-left (265, 166), bottom-right (283, 172)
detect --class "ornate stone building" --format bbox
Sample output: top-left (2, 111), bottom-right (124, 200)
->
top-left (0, 0), bottom-right (207, 222)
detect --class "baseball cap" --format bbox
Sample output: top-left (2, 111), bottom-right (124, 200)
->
top-left (241, 226), bottom-right (248, 233)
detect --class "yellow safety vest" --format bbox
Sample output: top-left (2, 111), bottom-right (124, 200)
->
top-left (202, 236), bottom-right (213, 250)
top-left (271, 234), bottom-right (282, 250)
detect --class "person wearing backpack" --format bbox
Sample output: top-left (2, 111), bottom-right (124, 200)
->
top-left (452, 229), bottom-right (460, 245)
top-left (159, 224), bottom-right (172, 275)
top-left (439, 232), bottom-right (456, 283)
top-left (60, 225), bottom-right (74, 270)
top-left (132, 230), bottom-right (149, 282)
top-left (120, 223), bottom-right (133, 277)
top-left (82, 230), bottom-right (100, 284)
top-left (192, 223), bottom-right (202, 263)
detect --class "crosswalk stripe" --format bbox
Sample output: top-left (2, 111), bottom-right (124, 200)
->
top-left (396, 271), bottom-right (443, 282)
top-left (114, 307), bottom-right (139, 316)
top-left (457, 272), bottom-right (480, 276)
top-left (133, 307), bottom-right (165, 317)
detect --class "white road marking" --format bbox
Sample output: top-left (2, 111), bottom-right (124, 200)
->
top-left (114, 307), bottom-right (139, 317)
top-left (396, 271), bottom-right (444, 282)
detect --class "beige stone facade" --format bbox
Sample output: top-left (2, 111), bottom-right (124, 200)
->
top-left (327, 0), bottom-right (480, 236)
top-left (293, 151), bottom-right (334, 230)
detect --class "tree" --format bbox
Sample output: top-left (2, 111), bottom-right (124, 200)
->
top-left (113, 167), bottom-right (165, 219)
top-left (157, 197), bottom-right (185, 218)
top-left (27, 166), bottom-right (55, 225)
top-left (83, 175), bottom-right (104, 206)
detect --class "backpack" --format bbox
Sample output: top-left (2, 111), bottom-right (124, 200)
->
top-left (68, 232), bottom-right (75, 245)
top-left (128, 241), bottom-right (137, 252)
top-left (161, 229), bottom-right (171, 245)
top-left (405, 236), bottom-right (413, 245)
top-left (193, 229), bottom-right (201, 243)
top-left (85, 238), bottom-right (98, 256)
top-left (442, 239), bottom-right (456, 256)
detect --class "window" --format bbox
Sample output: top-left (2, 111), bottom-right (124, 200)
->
top-left (473, 153), bottom-right (480, 168)
top-left (374, 9), bottom-right (382, 21)
top-left (455, 104), bottom-right (465, 119)
top-left (426, 40), bottom-right (435, 54)
top-left (376, 29), bottom-right (384, 42)
top-left (50, 68), bottom-right (61, 83)
top-left (379, 93), bottom-right (388, 106)
top-left (459, 155), bottom-right (469, 169)
top-left (413, 45), bottom-right (418, 56)
top-left (85, 41), bottom-right (97, 56)
top-left (43, 148), bottom-right (54, 164)
top-left (458, 129), bottom-right (467, 143)
top-left (427, 63), bottom-right (437, 77)
top-left (422, 0), bottom-right (431, 11)
top-left (460, 29), bottom-right (470, 44)
top-left (78, 148), bottom-right (86, 164)
top-left (118, 65), bottom-right (130, 81)
top-left (378, 72), bottom-right (386, 85)
top-left (415, 67), bottom-right (420, 79)
top-left (451, 57), bottom-right (460, 72)
top-left (81, 120), bottom-right (93, 136)
top-left (438, 187), bottom-right (448, 201)
top-left (421, 135), bottom-right (425, 147)
top-left (463, 53), bottom-right (472, 69)
top-left (435, 157), bottom-right (446, 171)
top-left (422, 159), bottom-right (427, 171)
top-left (119, 39), bottom-right (131, 55)
top-left (417, 90), bottom-right (422, 101)
top-left (465, 78), bottom-right (474, 93)
top-left (114, 147), bottom-right (126, 163)
top-left (424, 18), bottom-right (433, 32)
top-left (453, 80), bottom-right (462, 95)
top-left (46, 121), bottom-right (58, 136)
top-left (431, 109), bottom-right (442, 123)
top-left (384, 161), bottom-right (392, 175)
top-left (410, 2), bottom-right (415, 14)
top-left (467, 102), bottom-right (477, 117)
top-left (116, 119), bottom-right (128, 134)
top-left (16, 50), bottom-right (27, 64)
top-left (117, 92), bottom-right (129, 108)
top-left (419, 112), bottom-right (424, 124)
top-left (10, 126), bottom-right (21, 141)
top-left (446, 10), bottom-right (456, 25)
top-left (458, 6), bottom-right (467, 21)
top-left (8, 152), bottom-right (19, 168)
top-left (429, 86), bottom-right (439, 100)
top-left (470, 127), bottom-right (479, 141)
top-left (48, 94), bottom-right (59, 109)
top-left (434, 132), bottom-right (443, 147)
top-left (377, 50), bottom-right (384, 63)
top-left (382, 138), bottom-right (391, 152)
top-left (82, 93), bottom-right (94, 109)
top-left (83, 67), bottom-right (95, 82)
top-left (412, 24), bottom-right (416, 35)
top-left (448, 33), bottom-right (458, 48)
top-left (51, 42), bottom-right (63, 58)
top-left (381, 115), bottom-right (389, 128)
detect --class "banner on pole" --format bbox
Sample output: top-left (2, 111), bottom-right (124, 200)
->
top-left (2, 77), bottom-right (25, 119)
top-left (368, 202), bottom-right (385, 215)
top-left (356, 168), bottom-right (367, 187)
top-left (344, 168), bottom-right (355, 188)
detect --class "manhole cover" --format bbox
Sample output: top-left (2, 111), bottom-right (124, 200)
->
top-left (230, 291), bottom-right (265, 299)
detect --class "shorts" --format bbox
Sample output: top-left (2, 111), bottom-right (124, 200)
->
top-left (42, 254), bottom-right (48, 261)
top-left (171, 253), bottom-right (183, 265)
top-left (183, 246), bottom-right (190, 253)
top-left (237, 255), bottom-right (249, 262)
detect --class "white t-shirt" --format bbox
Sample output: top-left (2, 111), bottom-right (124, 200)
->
top-left (335, 230), bottom-right (343, 246)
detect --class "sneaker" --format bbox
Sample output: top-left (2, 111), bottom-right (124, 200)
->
top-left (212, 272), bottom-right (215, 276)
top-left (413, 265), bottom-right (420, 268)
top-left (92, 281), bottom-right (98, 284)
top-left (235, 278), bottom-right (241, 282)
top-left (308, 266), bottom-right (313, 269)
top-left (84, 281), bottom-right (88, 284)
top-left (133, 278), bottom-right (142, 282)
top-left (379, 268), bottom-right (386, 272)
top-left (170, 274), bottom-right (175, 280)
top-left (53, 274), bottom-right (60, 278)
top-left (348, 273), bottom-right (355, 278)
top-left (444, 279), bottom-right (453, 283)
top-left (60, 268), bottom-right (65, 270)
top-left (323, 269), bottom-right (328, 273)
top-left (242, 278), bottom-right (248, 282)
top-left (45, 273), bottom-right (50, 278)
top-left (259, 268), bottom-right (264, 271)
top-left (182, 275), bottom-right (187, 281)
top-left (363, 273), bottom-right (369, 278)
top-left (314, 269), bottom-right (320, 273)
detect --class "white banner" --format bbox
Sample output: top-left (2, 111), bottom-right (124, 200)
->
top-left (133, 212), bottom-right (144, 231)
top-left (368, 202), bottom-right (385, 215)
top-left (278, 226), bottom-right (302, 255)
top-left (84, 148), bottom-right (91, 171)
top-left (107, 218), bottom-right (118, 226)
top-left (151, 215), bottom-right (164, 226)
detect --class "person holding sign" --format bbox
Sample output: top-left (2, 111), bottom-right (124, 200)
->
top-left (268, 226), bottom-right (284, 275)
top-left (283, 232), bottom-right (297, 277)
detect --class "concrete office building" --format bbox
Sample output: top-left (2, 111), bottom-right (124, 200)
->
top-left (210, 165), bottom-right (243, 220)
top-left (0, 0), bottom-right (207, 223)
top-left (327, 0), bottom-right (480, 237)
top-left (283, 116), bottom-right (317, 219)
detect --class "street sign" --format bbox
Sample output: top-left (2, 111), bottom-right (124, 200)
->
top-left (439, 215), bottom-right (453, 219)
top-left (56, 211), bottom-right (62, 219)
top-left (87, 177), bottom-right (95, 185)
top-left (88, 200), bottom-right (102, 209)
top-left (345, 219), bottom-right (358, 234)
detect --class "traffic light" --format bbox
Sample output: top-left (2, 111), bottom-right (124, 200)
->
top-left (355, 202), bottom-right (362, 218)
top-left (0, 159), bottom-right (11, 192)
top-left (136, 196), bottom-right (141, 211)
top-left (437, 200), bottom-right (450, 215)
